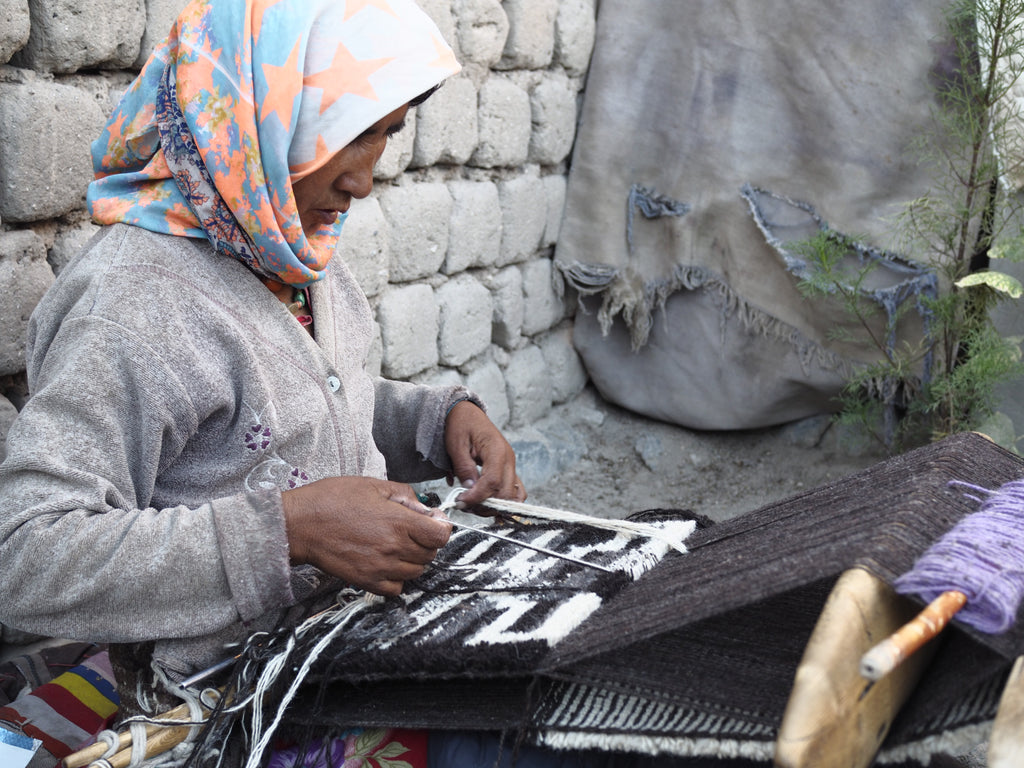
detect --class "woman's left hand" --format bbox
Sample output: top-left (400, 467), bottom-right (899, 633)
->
top-left (444, 400), bottom-right (526, 511)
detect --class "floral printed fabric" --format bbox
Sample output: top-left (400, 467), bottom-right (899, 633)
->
top-left (268, 728), bottom-right (428, 768)
top-left (87, 0), bottom-right (459, 287)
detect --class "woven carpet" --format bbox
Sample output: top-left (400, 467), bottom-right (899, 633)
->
top-left (278, 432), bottom-right (1023, 764)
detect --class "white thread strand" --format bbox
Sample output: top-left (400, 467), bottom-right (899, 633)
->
top-left (104, 662), bottom-right (219, 767)
top-left (440, 487), bottom-right (690, 554)
top-left (96, 729), bottom-right (120, 758)
top-left (243, 595), bottom-right (378, 768)
top-left (128, 721), bottom-right (148, 766)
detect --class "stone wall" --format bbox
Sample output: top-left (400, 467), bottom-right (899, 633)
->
top-left (0, 0), bottom-right (595, 453)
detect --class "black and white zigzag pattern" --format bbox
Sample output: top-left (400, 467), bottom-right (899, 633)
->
top-left (306, 516), bottom-right (695, 683)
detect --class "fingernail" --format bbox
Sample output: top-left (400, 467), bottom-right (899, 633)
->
top-left (461, 478), bottom-right (475, 489)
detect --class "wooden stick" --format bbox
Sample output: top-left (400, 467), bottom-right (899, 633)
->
top-left (63, 731), bottom-right (132, 768)
top-left (859, 589), bottom-right (967, 681)
top-left (62, 701), bottom-right (197, 768)
top-left (100, 717), bottom-right (199, 768)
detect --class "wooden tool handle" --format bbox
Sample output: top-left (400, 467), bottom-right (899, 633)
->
top-left (61, 730), bottom-right (131, 768)
top-left (102, 722), bottom-right (194, 768)
top-left (62, 702), bottom-right (193, 767)
top-left (859, 589), bottom-right (967, 681)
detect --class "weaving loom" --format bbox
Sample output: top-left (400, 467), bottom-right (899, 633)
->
top-left (187, 432), bottom-right (1023, 766)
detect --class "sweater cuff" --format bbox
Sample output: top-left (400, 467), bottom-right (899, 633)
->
top-left (419, 386), bottom-right (487, 472)
top-left (443, 389), bottom-right (486, 418)
top-left (211, 488), bottom-right (295, 624)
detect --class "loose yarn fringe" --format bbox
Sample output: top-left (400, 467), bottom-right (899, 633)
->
top-left (239, 593), bottom-right (380, 768)
top-left (172, 590), bottom-right (379, 768)
top-left (440, 488), bottom-right (691, 555)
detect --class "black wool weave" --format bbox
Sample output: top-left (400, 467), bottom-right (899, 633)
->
top-left (273, 433), bottom-right (1024, 762)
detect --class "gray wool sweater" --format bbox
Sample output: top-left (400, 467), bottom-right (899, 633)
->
top-left (0, 224), bottom-right (473, 679)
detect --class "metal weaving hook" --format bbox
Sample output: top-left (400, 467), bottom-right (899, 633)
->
top-left (446, 520), bottom-right (616, 574)
top-left (434, 486), bottom-right (618, 573)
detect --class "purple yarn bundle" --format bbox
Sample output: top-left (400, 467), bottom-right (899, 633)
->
top-left (893, 478), bottom-right (1024, 634)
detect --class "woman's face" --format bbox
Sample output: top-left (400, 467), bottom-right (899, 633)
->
top-left (292, 103), bottom-right (410, 235)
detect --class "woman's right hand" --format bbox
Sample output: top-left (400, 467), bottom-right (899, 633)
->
top-left (282, 477), bottom-right (452, 596)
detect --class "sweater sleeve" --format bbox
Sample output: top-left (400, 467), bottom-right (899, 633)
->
top-left (371, 379), bottom-right (486, 483)
top-left (0, 314), bottom-right (294, 643)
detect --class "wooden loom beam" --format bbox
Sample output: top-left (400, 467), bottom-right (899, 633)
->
top-left (774, 568), bottom-right (937, 768)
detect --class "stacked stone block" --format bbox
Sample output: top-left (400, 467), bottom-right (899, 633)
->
top-left (0, 0), bottom-right (597, 442)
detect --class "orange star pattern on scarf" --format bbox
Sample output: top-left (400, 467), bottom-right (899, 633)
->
top-left (304, 43), bottom-right (395, 112)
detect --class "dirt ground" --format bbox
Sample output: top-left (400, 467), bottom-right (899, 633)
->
top-left (497, 385), bottom-right (889, 525)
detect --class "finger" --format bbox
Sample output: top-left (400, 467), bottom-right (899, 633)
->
top-left (400, 547), bottom-right (439, 566)
top-left (451, 460), bottom-right (480, 491)
top-left (385, 482), bottom-right (432, 514)
top-left (368, 558), bottom-right (431, 595)
top-left (453, 480), bottom-right (489, 508)
top-left (495, 461), bottom-right (521, 500)
top-left (459, 454), bottom-right (517, 505)
top-left (408, 514), bottom-right (452, 549)
top-left (392, 560), bottom-right (430, 579)
top-left (445, 408), bottom-right (486, 489)
top-left (370, 579), bottom-right (405, 597)
top-left (511, 476), bottom-right (527, 502)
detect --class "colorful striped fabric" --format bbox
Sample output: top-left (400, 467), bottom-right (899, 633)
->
top-left (0, 650), bottom-right (119, 760)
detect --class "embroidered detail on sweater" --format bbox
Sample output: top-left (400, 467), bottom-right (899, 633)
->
top-left (241, 402), bottom-right (311, 492)
top-left (244, 421), bottom-right (272, 452)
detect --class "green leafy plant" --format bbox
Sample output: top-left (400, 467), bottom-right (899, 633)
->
top-left (794, 0), bottom-right (1024, 453)
top-left (796, 226), bottom-right (1022, 452)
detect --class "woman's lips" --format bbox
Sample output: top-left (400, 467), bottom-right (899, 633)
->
top-left (313, 209), bottom-right (340, 226)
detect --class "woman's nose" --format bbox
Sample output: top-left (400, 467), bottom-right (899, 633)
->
top-left (339, 156), bottom-right (376, 199)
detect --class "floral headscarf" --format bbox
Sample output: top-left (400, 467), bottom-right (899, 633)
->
top-left (88, 0), bottom-right (460, 287)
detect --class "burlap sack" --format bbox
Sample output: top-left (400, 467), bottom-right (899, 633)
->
top-left (556, 0), bottom-right (954, 429)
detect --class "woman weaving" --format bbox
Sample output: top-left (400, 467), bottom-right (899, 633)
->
top-left (0, 0), bottom-right (573, 764)
top-left (0, 1), bottom-right (780, 765)
top-left (4, 2), bottom-right (989, 765)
